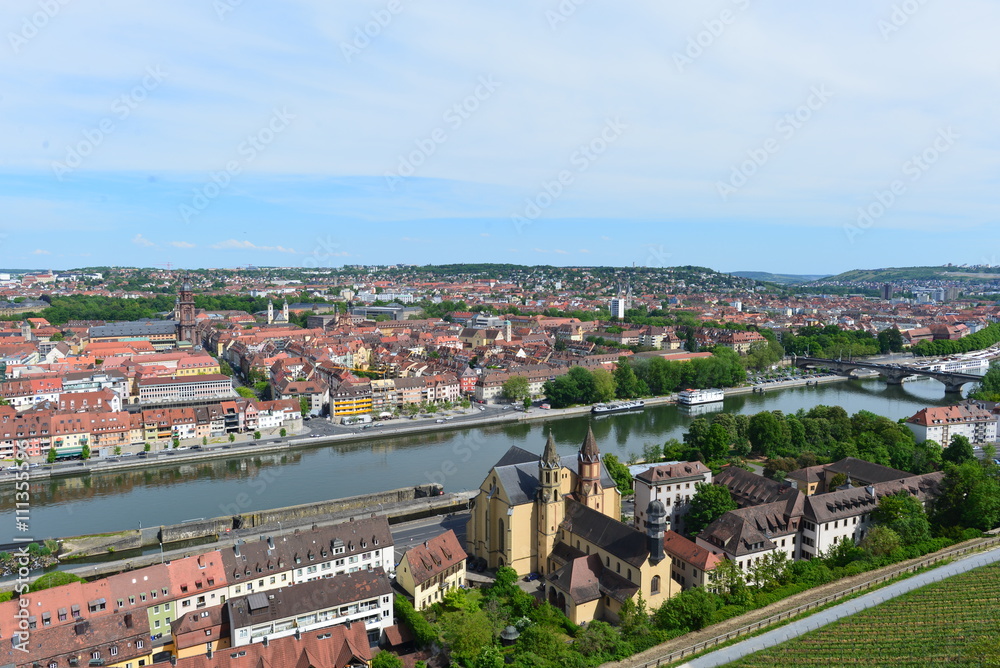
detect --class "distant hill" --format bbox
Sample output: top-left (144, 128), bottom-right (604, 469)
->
top-left (730, 271), bottom-right (830, 285)
top-left (821, 266), bottom-right (1000, 283)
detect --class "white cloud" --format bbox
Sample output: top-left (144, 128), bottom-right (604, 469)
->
top-left (31, 249), bottom-right (51, 255)
top-left (554, 249), bottom-right (569, 255)
top-left (132, 234), bottom-right (155, 247)
top-left (170, 241), bottom-right (196, 248)
top-left (211, 239), bottom-right (297, 253)
top-left (480, 232), bottom-right (491, 237)
top-left (579, 249), bottom-right (591, 253)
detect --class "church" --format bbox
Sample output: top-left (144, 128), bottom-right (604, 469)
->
top-left (466, 427), bottom-right (678, 624)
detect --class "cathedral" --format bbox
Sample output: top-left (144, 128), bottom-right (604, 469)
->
top-left (266, 298), bottom-right (290, 325)
top-left (467, 427), bottom-right (678, 624)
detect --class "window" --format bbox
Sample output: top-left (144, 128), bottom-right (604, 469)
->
top-left (110, 647), bottom-right (119, 657)
top-left (651, 575), bottom-right (660, 595)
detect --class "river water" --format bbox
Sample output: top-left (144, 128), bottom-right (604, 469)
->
top-left (0, 376), bottom-right (973, 542)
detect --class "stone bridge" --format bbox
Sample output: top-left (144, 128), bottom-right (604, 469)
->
top-left (792, 356), bottom-right (982, 393)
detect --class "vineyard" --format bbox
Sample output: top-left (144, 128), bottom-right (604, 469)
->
top-left (727, 562), bottom-right (1000, 667)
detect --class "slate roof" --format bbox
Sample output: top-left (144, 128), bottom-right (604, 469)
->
top-left (227, 569), bottom-right (391, 629)
top-left (635, 461), bottom-right (711, 485)
top-left (805, 472), bottom-right (944, 524)
top-left (492, 448), bottom-right (615, 506)
top-left (547, 552), bottom-right (641, 605)
top-left (698, 492), bottom-right (804, 558)
top-left (715, 466), bottom-right (796, 507)
top-left (560, 498), bottom-right (649, 568)
top-left (823, 457), bottom-right (912, 485)
top-left (90, 320), bottom-right (178, 338)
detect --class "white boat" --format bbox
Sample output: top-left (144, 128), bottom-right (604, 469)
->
top-left (914, 357), bottom-right (990, 373)
top-left (591, 400), bottom-right (646, 414)
top-left (676, 388), bottom-right (725, 405)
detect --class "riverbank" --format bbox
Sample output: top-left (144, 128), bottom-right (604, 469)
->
top-left (0, 377), bottom-right (854, 488)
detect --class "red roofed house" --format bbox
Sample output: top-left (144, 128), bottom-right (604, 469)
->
top-left (662, 530), bottom-right (722, 591)
top-left (396, 529), bottom-right (467, 610)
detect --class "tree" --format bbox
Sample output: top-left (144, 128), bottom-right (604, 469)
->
top-left (114, 446), bottom-right (122, 455)
top-left (29, 571), bottom-right (85, 592)
top-left (523, 397), bottom-right (532, 410)
top-left (933, 461), bottom-right (1000, 531)
top-left (253, 431), bottom-right (261, 440)
top-left (144, 442), bottom-right (151, 452)
top-left (474, 646), bottom-right (505, 668)
top-left (684, 482), bottom-right (737, 537)
top-left (701, 423), bottom-right (731, 462)
top-left (653, 586), bottom-right (718, 631)
top-left (871, 490), bottom-right (931, 545)
top-left (747, 411), bottom-right (789, 458)
top-left (371, 652), bottom-right (404, 668)
top-left (573, 621), bottom-right (629, 662)
top-left (47, 447), bottom-right (56, 464)
top-left (235, 386), bottom-right (257, 399)
top-left (614, 357), bottom-right (642, 398)
top-left (591, 368), bottom-right (617, 402)
top-left (860, 525), bottom-right (901, 557)
top-left (219, 359), bottom-right (234, 376)
top-left (299, 397), bottom-right (310, 417)
top-left (81, 443), bottom-right (90, 460)
top-left (970, 363), bottom-right (1000, 401)
top-left (438, 608), bottom-right (494, 668)
top-left (279, 427), bottom-right (287, 437)
top-left (202, 436), bottom-right (208, 446)
top-left (602, 453), bottom-right (633, 494)
top-left (228, 433), bottom-right (236, 443)
top-left (943, 434), bottom-right (975, 465)
top-left (172, 437), bottom-right (180, 449)
top-left (502, 375), bottom-right (530, 402)
top-left (876, 328), bottom-right (904, 353)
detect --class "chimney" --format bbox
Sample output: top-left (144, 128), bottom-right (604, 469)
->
top-left (170, 657), bottom-right (178, 666)
top-left (865, 485), bottom-right (875, 497)
top-left (234, 543), bottom-right (241, 557)
top-left (267, 537), bottom-right (274, 550)
top-left (263, 636), bottom-right (269, 647)
top-left (207, 648), bottom-right (213, 659)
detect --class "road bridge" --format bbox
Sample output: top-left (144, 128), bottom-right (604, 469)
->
top-left (792, 356), bottom-right (982, 393)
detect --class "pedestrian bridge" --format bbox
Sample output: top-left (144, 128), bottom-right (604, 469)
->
top-left (792, 356), bottom-right (982, 393)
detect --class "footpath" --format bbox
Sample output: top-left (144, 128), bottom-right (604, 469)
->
top-left (604, 534), bottom-right (1000, 668)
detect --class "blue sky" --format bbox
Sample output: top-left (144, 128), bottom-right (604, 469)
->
top-left (2, 0), bottom-right (998, 274)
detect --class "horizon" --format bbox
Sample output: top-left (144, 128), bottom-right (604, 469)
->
top-left (3, 1), bottom-right (997, 273)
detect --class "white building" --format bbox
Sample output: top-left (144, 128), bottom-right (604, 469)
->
top-left (905, 402), bottom-right (998, 445)
top-left (633, 461), bottom-right (713, 534)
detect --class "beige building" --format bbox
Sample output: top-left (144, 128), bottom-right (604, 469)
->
top-left (396, 529), bottom-right (467, 610)
top-left (467, 428), bottom-right (679, 624)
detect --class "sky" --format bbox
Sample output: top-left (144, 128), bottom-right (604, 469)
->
top-left (2, 0), bottom-right (998, 275)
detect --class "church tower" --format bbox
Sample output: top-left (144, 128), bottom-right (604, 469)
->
top-left (575, 425), bottom-right (604, 511)
top-left (281, 298), bottom-right (289, 323)
top-left (177, 278), bottom-right (196, 343)
top-left (536, 432), bottom-right (563, 574)
top-left (267, 300), bottom-right (274, 324)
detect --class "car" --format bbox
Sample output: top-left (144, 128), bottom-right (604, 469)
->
top-left (136, 452), bottom-right (148, 458)
top-left (28, 463), bottom-right (39, 469)
top-left (524, 572), bottom-right (539, 582)
top-left (120, 452), bottom-right (134, 457)
top-left (5, 465), bottom-right (19, 472)
top-left (479, 407), bottom-right (486, 412)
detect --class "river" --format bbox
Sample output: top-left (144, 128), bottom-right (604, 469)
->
top-left (0, 375), bottom-right (975, 542)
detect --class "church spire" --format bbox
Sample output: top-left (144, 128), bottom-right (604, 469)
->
top-left (580, 425), bottom-right (599, 463)
top-left (541, 431), bottom-right (560, 469)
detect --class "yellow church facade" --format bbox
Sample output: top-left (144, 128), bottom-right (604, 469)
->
top-left (466, 428), bottom-right (679, 624)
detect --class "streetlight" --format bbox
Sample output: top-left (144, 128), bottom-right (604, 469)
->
top-left (159, 542), bottom-right (164, 564)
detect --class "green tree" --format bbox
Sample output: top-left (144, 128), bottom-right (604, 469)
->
top-left (253, 431), bottom-right (261, 440)
top-left (439, 608), bottom-right (495, 667)
top-left (871, 490), bottom-right (931, 545)
top-left (877, 328), bottom-right (904, 353)
top-left (235, 386), bottom-right (257, 399)
top-left (943, 434), bottom-right (975, 465)
top-left (653, 586), bottom-right (718, 631)
top-left (602, 453), bottom-right (633, 494)
top-left (371, 652), bottom-right (404, 668)
top-left (474, 646), bottom-right (505, 668)
top-left (81, 443), bottom-right (90, 460)
top-left (502, 375), bottom-right (530, 402)
top-left (172, 437), bottom-right (180, 449)
top-left (143, 442), bottom-right (151, 452)
top-left (202, 436), bottom-right (208, 446)
top-left (523, 397), bottom-right (532, 410)
top-left (573, 620), bottom-right (629, 662)
top-left (970, 363), bottom-right (1000, 401)
top-left (701, 423), bottom-right (731, 462)
top-left (614, 357), bottom-right (642, 398)
top-left (747, 411), bottom-right (788, 458)
top-left (933, 460), bottom-right (1000, 531)
top-left (228, 433), bottom-right (236, 443)
top-left (591, 368), bottom-right (617, 402)
top-left (219, 359), bottom-right (234, 376)
top-left (299, 397), bottom-right (310, 416)
top-left (684, 482), bottom-right (737, 537)
top-left (29, 571), bottom-right (85, 592)
top-left (279, 427), bottom-right (287, 437)
top-left (47, 447), bottom-right (56, 464)
top-left (860, 525), bottom-right (901, 557)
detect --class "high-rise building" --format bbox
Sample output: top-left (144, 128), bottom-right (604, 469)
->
top-left (880, 283), bottom-right (894, 300)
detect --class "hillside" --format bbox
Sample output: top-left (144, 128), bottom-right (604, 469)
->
top-left (731, 271), bottom-right (830, 285)
top-left (820, 265), bottom-right (1000, 283)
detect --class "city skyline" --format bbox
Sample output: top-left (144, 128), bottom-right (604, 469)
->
top-left (3, 1), bottom-right (997, 272)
